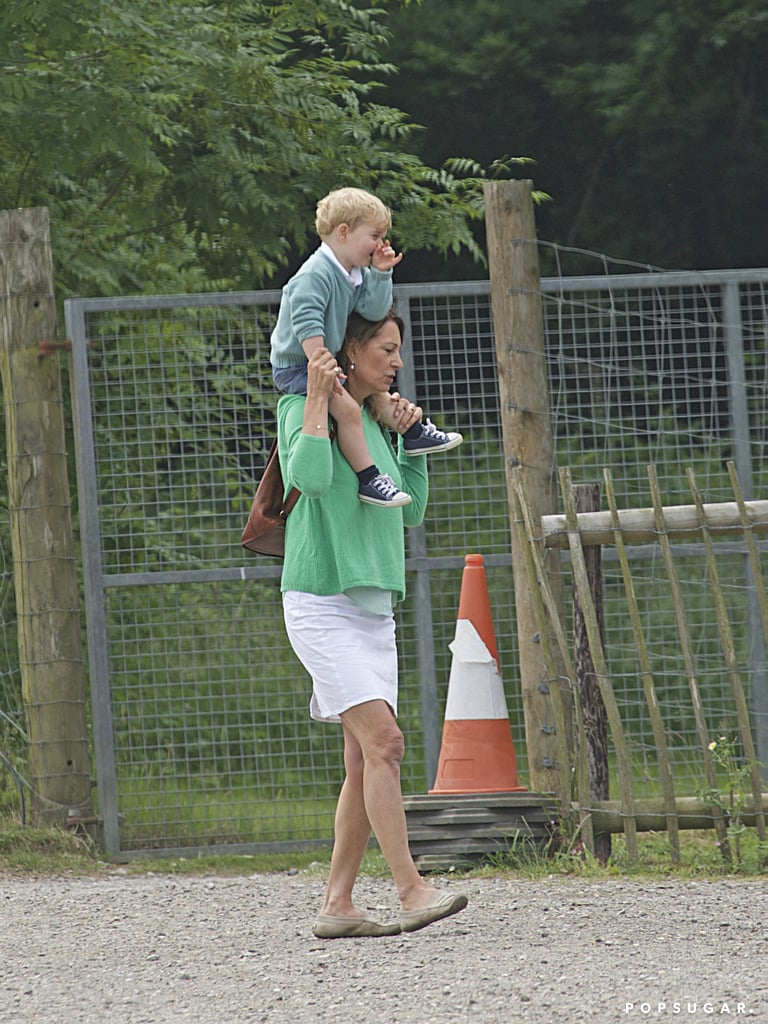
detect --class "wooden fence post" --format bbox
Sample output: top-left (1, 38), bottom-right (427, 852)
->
top-left (0, 207), bottom-right (93, 827)
top-left (572, 483), bottom-right (611, 861)
top-left (483, 180), bottom-right (571, 801)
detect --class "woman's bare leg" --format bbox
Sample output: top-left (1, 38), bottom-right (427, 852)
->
top-left (332, 700), bottom-right (438, 912)
top-left (318, 726), bottom-right (373, 917)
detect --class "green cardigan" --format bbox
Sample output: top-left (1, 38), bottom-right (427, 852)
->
top-left (276, 394), bottom-right (428, 601)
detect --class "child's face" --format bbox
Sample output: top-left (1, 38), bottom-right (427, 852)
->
top-left (334, 219), bottom-right (388, 270)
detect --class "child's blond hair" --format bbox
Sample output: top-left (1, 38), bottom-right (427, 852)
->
top-left (315, 187), bottom-right (391, 238)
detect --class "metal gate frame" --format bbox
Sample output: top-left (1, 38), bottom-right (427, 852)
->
top-left (65, 268), bottom-right (768, 856)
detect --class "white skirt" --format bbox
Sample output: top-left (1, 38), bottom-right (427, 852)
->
top-left (282, 591), bottom-right (398, 723)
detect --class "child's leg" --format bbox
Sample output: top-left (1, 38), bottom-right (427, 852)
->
top-left (333, 401), bottom-right (375, 473)
top-left (272, 363), bottom-right (309, 395)
top-left (369, 392), bottom-right (463, 456)
top-left (332, 395), bottom-right (412, 508)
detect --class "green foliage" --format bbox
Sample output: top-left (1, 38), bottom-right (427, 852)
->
top-left (0, 822), bottom-right (102, 873)
top-left (383, 0), bottom-right (768, 272)
top-left (701, 735), bottom-right (766, 867)
top-left (482, 827), bottom-right (768, 878)
top-left (85, 305), bottom-right (276, 571)
top-left (0, 460), bottom-right (23, 760)
top-left (0, 0), bottom-right (507, 300)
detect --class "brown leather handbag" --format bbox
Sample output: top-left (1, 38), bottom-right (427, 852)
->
top-left (241, 439), bottom-right (300, 558)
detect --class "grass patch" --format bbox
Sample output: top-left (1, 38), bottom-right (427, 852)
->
top-left (112, 773), bottom-right (338, 847)
top-left (0, 820), bottom-right (107, 875)
top-left (476, 828), bottom-right (768, 879)
top-left (2, 810), bottom-right (766, 880)
top-left (0, 815), bottom-right (336, 876)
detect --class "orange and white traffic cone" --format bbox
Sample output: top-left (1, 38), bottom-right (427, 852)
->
top-left (429, 553), bottom-right (525, 794)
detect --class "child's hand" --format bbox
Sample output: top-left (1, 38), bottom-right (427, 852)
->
top-left (371, 391), bottom-right (422, 433)
top-left (371, 238), bottom-right (404, 272)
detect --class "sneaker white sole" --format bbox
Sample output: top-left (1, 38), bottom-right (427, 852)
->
top-left (359, 492), bottom-right (412, 508)
top-left (404, 434), bottom-right (463, 456)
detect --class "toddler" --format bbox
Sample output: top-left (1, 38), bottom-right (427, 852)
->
top-left (270, 187), bottom-right (462, 507)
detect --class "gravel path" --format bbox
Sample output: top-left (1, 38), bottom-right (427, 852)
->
top-left (1, 871), bottom-right (765, 1023)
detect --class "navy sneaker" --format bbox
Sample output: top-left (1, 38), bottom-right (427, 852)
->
top-left (359, 473), bottom-right (412, 508)
top-left (403, 419), bottom-right (463, 456)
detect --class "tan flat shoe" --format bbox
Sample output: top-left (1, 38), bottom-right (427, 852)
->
top-left (400, 891), bottom-right (468, 933)
top-left (312, 914), bottom-right (401, 939)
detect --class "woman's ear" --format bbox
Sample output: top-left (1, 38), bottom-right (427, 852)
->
top-left (345, 343), bottom-right (358, 370)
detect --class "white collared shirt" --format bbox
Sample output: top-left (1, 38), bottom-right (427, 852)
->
top-left (320, 241), bottom-right (363, 287)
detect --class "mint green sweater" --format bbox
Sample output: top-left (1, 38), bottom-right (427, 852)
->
top-left (277, 394), bottom-right (428, 600)
top-left (270, 248), bottom-right (393, 367)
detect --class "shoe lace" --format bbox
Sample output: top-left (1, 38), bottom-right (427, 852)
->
top-left (422, 418), bottom-right (448, 440)
top-left (374, 474), bottom-right (399, 498)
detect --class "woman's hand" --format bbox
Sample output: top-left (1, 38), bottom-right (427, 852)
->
top-left (306, 347), bottom-right (342, 400)
top-left (302, 348), bottom-right (340, 436)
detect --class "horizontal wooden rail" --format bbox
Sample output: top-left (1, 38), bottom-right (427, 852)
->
top-left (542, 500), bottom-right (768, 548)
top-left (583, 794), bottom-right (768, 834)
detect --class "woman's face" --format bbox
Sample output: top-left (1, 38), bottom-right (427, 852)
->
top-left (347, 319), bottom-right (404, 400)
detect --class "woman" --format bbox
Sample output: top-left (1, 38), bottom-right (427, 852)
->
top-left (277, 309), bottom-right (468, 938)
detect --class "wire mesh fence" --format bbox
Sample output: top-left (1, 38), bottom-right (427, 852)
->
top-left (0, 531), bottom-right (26, 813)
top-left (0, 253), bottom-right (749, 856)
top-left (539, 260), bottom-right (768, 799)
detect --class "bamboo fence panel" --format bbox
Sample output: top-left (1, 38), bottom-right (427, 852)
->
top-left (559, 468), bottom-right (638, 858)
top-left (646, 466), bottom-right (731, 858)
top-left (603, 468), bottom-right (680, 863)
top-left (510, 478), bottom-right (590, 844)
top-left (514, 461), bottom-right (768, 861)
top-left (687, 468), bottom-right (766, 841)
top-left (728, 461), bottom-right (768, 794)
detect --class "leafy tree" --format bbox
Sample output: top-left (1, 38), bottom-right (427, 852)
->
top-left (383, 0), bottom-right (768, 272)
top-left (0, 0), bottom-right (507, 299)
